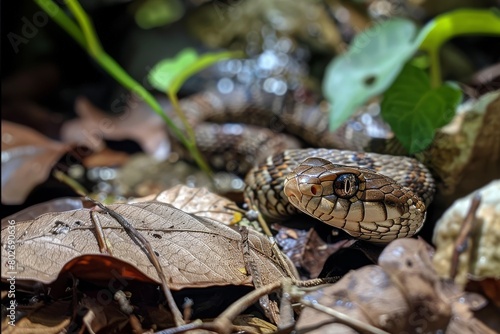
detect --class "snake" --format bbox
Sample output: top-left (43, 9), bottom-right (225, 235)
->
top-left (244, 148), bottom-right (434, 243)
top-left (174, 85), bottom-right (435, 243)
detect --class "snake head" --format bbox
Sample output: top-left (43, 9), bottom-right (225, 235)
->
top-left (283, 157), bottom-right (426, 243)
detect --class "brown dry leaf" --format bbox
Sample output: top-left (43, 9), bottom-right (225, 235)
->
top-left (1, 201), bottom-right (296, 290)
top-left (82, 147), bottom-right (130, 168)
top-left (274, 225), bottom-right (310, 269)
top-left (80, 293), bottom-right (131, 334)
top-left (143, 185), bottom-right (239, 224)
top-left (1, 197), bottom-right (92, 229)
top-left (297, 265), bottom-right (408, 334)
top-left (1, 300), bottom-right (71, 334)
top-left (378, 239), bottom-right (452, 331)
top-left (1, 121), bottom-right (70, 205)
top-left (60, 96), bottom-right (170, 160)
top-left (274, 225), bottom-right (376, 279)
top-left (296, 239), bottom-right (494, 334)
top-left (300, 229), bottom-right (357, 278)
top-left (468, 278), bottom-right (500, 311)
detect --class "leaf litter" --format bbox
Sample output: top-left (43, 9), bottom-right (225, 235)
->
top-left (1, 201), bottom-right (295, 289)
top-left (1, 185), bottom-right (497, 333)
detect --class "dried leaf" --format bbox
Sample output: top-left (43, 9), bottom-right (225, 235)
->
top-left (80, 293), bottom-right (130, 334)
top-left (1, 197), bottom-right (91, 229)
top-left (274, 224), bottom-right (376, 279)
top-left (133, 185), bottom-right (238, 224)
top-left (274, 225), bottom-right (310, 272)
top-left (1, 121), bottom-right (70, 205)
top-left (297, 266), bottom-right (409, 334)
top-left (1, 201), bottom-right (296, 290)
top-left (378, 239), bottom-right (452, 331)
top-left (296, 239), bottom-right (494, 334)
top-left (82, 147), bottom-right (130, 168)
top-left (467, 278), bottom-right (500, 310)
top-left (1, 300), bottom-right (71, 334)
top-left (60, 96), bottom-right (170, 160)
top-left (300, 229), bottom-right (357, 278)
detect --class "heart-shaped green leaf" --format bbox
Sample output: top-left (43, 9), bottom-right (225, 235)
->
top-left (148, 48), bottom-right (242, 95)
top-left (323, 18), bottom-right (420, 131)
top-left (381, 64), bottom-right (462, 153)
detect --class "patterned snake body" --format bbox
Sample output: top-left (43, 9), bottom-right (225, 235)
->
top-left (175, 87), bottom-right (435, 242)
top-left (244, 148), bottom-right (434, 243)
top-left (177, 86), bottom-right (392, 173)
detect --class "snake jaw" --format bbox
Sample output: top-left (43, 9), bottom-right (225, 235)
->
top-left (283, 157), bottom-right (427, 242)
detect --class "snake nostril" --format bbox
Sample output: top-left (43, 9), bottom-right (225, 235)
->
top-left (310, 184), bottom-right (321, 195)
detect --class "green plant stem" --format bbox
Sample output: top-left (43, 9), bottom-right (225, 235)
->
top-left (428, 50), bottom-right (441, 88)
top-left (53, 170), bottom-right (88, 197)
top-left (34, 0), bottom-right (85, 46)
top-left (167, 90), bottom-right (196, 143)
top-left (165, 90), bottom-right (212, 175)
top-left (34, 0), bottom-right (212, 176)
top-left (418, 8), bottom-right (500, 88)
top-left (65, 0), bottom-right (103, 54)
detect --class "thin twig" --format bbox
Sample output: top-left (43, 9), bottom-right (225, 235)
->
top-left (247, 202), bottom-right (273, 237)
top-left (450, 193), bottom-right (482, 280)
top-left (90, 211), bottom-right (112, 255)
top-left (53, 170), bottom-right (88, 197)
top-left (271, 240), bottom-right (300, 281)
top-left (240, 227), bottom-right (279, 323)
top-left (153, 319), bottom-right (204, 334)
top-left (87, 198), bottom-right (185, 326)
top-left (278, 279), bottom-right (294, 330)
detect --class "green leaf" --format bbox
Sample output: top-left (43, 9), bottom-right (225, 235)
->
top-left (135, 0), bottom-right (185, 29)
top-left (148, 48), bottom-right (243, 95)
top-left (417, 8), bottom-right (500, 87)
top-left (381, 64), bottom-right (462, 154)
top-left (323, 18), bottom-right (420, 131)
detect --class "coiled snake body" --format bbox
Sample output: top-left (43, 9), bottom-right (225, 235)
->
top-left (176, 87), bottom-right (435, 243)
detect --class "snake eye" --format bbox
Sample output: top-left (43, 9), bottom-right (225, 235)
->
top-left (334, 174), bottom-right (359, 199)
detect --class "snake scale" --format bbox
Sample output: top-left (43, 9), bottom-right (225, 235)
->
top-left (175, 85), bottom-right (435, 243)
